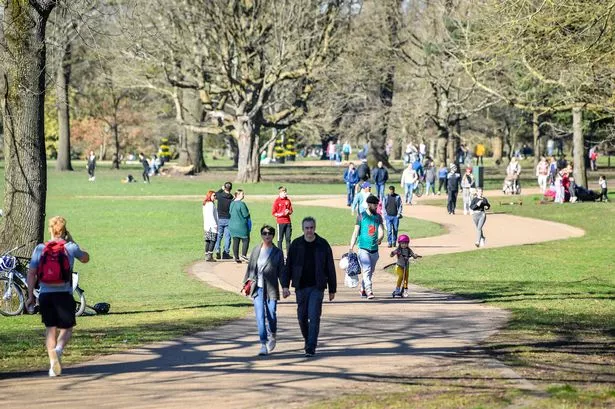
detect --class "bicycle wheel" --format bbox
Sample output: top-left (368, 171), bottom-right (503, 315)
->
top-left (0, 277), bottom-right (25, 316)
top-left (415, 182), bottom-right (425, 197)
top-left (74, 287), bottom-right (86, 317)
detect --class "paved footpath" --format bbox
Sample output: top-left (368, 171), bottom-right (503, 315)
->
top-left (1, 191), bottom-right (584, 409)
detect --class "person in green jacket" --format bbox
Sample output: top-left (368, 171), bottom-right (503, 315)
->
top-left (230, 189), bottom-right (252, 263)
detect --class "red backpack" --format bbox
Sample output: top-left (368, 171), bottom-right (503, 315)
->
top-left (37, 240), bottom-right (71, 284)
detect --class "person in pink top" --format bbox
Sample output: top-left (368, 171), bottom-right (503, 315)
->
top-left (272, 186), bottom-right (294, 255)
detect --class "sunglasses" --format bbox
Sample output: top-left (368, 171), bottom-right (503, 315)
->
top-left (261, 231), bottom-right (274, 236)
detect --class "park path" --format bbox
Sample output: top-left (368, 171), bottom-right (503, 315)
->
top-left (0, 191), bottom-right (584, 409)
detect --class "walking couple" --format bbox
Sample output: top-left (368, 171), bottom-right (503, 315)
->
top-left (240, 217), bottom-right (336, 357)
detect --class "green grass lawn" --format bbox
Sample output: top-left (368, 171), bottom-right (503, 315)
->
top-left (0, 165), bottom-right (442, 372)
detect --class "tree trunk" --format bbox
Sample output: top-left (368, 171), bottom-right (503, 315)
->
top-left (177, 129), bottom-right (189, 166)
top-left (235, 118), bottom-right (261, 183)
top-left (492, 130), bottom-right (503, 163)
top-left (572, 107), bottom-right (587, 187)
top-left (112, 123), bottom-right (120, 169)
top-left (532, 111), bottom-right (541, 165)
top-left (182, 89), bottom-right (206, 172)
top-left (55, 42), bottom-right (73, 171)
top-left (225, 134), bottom-right (239, 168)
top-left (0, 1), bottom-right (55, 254)
top-left (436, 127), bottom-right (448, 166)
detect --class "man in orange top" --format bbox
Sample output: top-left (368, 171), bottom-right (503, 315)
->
top-left (272, 186), bottom-right (294, 255)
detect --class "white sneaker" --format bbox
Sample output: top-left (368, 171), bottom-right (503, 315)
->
top-left (49, 349), bottom-right (62, 377)
top-left (479, 238), bottom-right (486, 247)
top-left (463, 210), bottom-right (468, 215)
top-left (258, 344), bottom-right (268, 356)
top-left (267, 335), bottom-right (276, 353)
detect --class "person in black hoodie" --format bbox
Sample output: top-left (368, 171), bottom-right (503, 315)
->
top-left (470, 187), bottom-right (490, 247)
top-left (446, 163), bottom-right (461, 214)
top-left (281, 216), bottom-right (336, 357)
top-left (356, 159), bottom-right (371, 183)
top-left (371, 161), bottom-right (389, 199)
top-left (214, 182), bottom-right (234, 259)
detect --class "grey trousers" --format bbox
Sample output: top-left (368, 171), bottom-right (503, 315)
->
top-left (472, 211), bottom-right (486, 244)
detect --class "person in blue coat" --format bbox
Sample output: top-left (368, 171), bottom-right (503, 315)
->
top-left (343, 163), bottom-right (360, 206)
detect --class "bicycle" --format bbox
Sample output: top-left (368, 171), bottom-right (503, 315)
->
top-left (0, 245), bottom-right (86, 317)
top-left (413, 179), bottom-right (425, 198)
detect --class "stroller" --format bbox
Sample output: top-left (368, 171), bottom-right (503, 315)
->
top-left (502, 175), bottom-right (521, 195)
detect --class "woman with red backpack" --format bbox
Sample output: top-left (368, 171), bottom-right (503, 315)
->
top-left (25, 216), bottom-right (90, 377)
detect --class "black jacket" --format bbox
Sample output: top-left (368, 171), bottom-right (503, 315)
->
top-left (216, 189), bottom-right (234, 219)
top-left (470, 196), bottom-right (491, 212)
top-left (372, 166), bottom-right (389, 184)
top-left (282, 234), bottom-right (337, 293)
top-left (357, 163), bottom-right (370, 181)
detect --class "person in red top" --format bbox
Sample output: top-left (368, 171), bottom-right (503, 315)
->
top-left (272, 186), bottom-right (293, 255)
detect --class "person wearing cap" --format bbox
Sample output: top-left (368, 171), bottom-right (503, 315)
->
top-left (382, 185), bottom-right (403, 247)
top-left (349, 194), bottom-right (384, 300)
top-left (351, 181), bottom-right (372, 215)
top-left (446, 163), bottom-right (461, 215)
top-left (461, 166), bottom-right (475, 215)
top-left (400, 163), bottom-right (419, 205)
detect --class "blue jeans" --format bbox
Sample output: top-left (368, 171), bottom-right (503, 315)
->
top-left (346, 183), bottom-right (356, 206)
top-left (214, 218), bottom-right (231, 253)
top-left (295, 286), bottom-right (324, 353)
top-left (376, 183), bottom-right (385, 199)
top-left (358, 249), bottom-right (379, 294)
top-left (253, 287), bottom-right (277, 343)
top-left (426, 181), bottom-right (436, 195)
top-left (404, 183), bottom-right (414, 204)
top-left (384, 215), bottom-right (399, 246)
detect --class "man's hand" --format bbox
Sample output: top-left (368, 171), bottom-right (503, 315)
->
top-left (282, 288), bottom-right (291, 298)
top-left (25, 295), bottom-right (35, 309)
top-left (329, 293), bottom-right (335, 301)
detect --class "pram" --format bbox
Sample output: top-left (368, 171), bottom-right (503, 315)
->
top-left (502, 174), bottom-right (521, 195)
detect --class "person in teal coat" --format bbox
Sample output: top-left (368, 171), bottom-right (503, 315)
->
top-left (230, 189), bottom-right (252, 263)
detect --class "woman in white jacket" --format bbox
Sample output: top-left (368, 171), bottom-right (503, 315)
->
top-left (203, 190), bottom-right (219, 261)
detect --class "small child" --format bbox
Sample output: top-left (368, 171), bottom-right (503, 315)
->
top-left (599, 175), bottom-right (609, 202)
top-left (390, 234), bottom-right (421, 298)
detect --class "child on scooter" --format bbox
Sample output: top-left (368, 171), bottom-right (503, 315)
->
top-left (390, 234), bottom-right (421, 298)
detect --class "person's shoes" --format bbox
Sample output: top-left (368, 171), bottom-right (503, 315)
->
top-left (205, 253), bottom-right (214, 262)
top-left (360, 289), bottom-right (367, 298)
top-left (304, 349), bottom-right (315, 357)
top-left (388, 243), bottom-right (393, 248)
top-left (235, 258), bottom-right (241, 263)
top-left (437, 192), bottom-right (441, 196)
top-left (222, 252), bottom-right (233, 260)
top-left (215, 252), bottom-right (221, 260)
top-left (475, 242), bottom-right (480, 248)
top-left (240, 255), bottom-right (249, 262)
top-left (392, 288), bottom-right (401, 298)
top-left (49, 349), bottom-right (62, 377)
top-left (367, 292), bottom-right (375, 300)
top-left (258, 344), bottom-right (268, 356)
top-left (267, 334), bottom-right (276, 353)
top-left (480, 238), bottom-right (486, 247)
top-left (402, 290), bottom-right (409, 298)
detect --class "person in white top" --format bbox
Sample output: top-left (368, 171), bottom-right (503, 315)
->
top-left (535, 156), bottom-right (549, 193)
top-left (400, 164), bottom-right (419, 205)
top-left (203, 190), bottom-right (219, 261)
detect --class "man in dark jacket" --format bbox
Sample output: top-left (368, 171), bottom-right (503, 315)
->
top-left (446, 164), bottom-right (461, 215)
top-left (372, 161), bottom-right (389, 199)
top-left (282, 216), bottom-right (336, 357)
top-left (214, 181), bottom-right (234, 259)
top-left (356, 159), bottom-right (370, 183)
